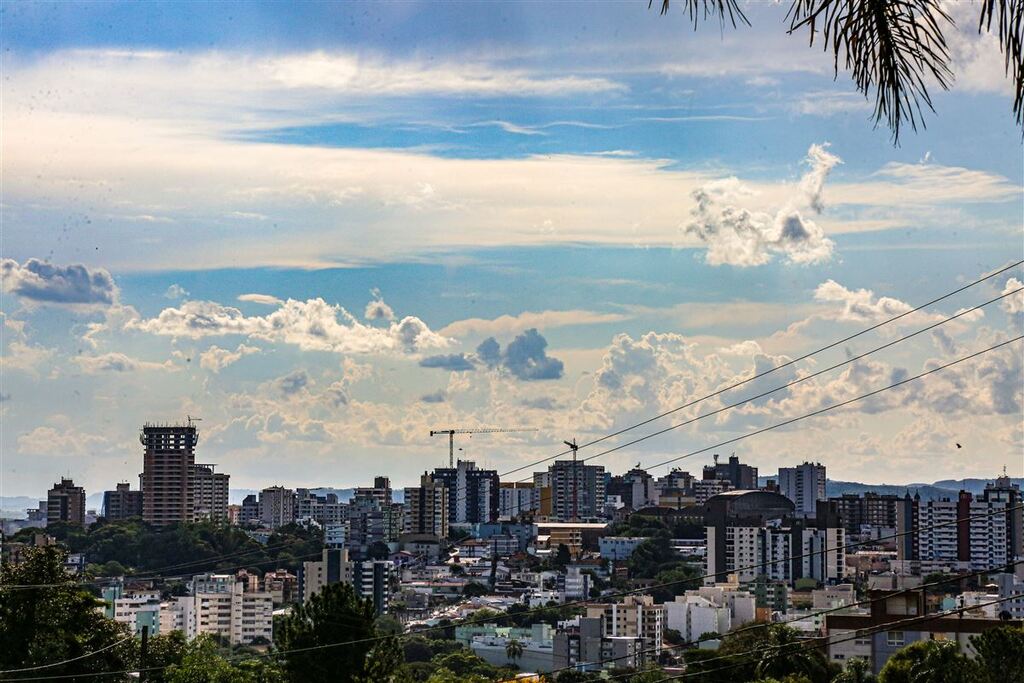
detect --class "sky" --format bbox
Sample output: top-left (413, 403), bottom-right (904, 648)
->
top-left (2, 1), bottom-right (1022, 500)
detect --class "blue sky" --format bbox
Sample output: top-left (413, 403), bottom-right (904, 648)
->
top-left (1, 1), bottom-right (1022, 500)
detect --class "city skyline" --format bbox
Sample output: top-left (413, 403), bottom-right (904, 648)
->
top-left (2, 1), bottom-right (1023, 498)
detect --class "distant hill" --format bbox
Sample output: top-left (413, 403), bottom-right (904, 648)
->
top-left (824, 480), bottom-right (958, 500)
top-left (756, 476), bottom-right (1023, 501)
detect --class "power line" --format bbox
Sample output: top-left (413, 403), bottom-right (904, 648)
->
top-left (0, 635), bottom-right (134, 674)
top-left (19, 504), bottom-right (1016, 681)
top-left (586, 333), bottom-right (1024, 475)
top-left (9, 269), bottom-right (1018, 591)
top-left (7, 331), bottom-right (1021, 602)
top-left (531, 559), bottom-right (1023, 682)
top-left (658, 592), bottom-right (1024, 682)
top-left (498, 258), bottom-right (1023, 478)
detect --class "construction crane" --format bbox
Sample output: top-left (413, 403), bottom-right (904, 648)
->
top-left (429, 427), bottom-right (537, 468)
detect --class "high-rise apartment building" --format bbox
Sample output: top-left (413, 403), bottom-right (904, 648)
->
top-left (259, 486), bottom-right (297, 529)
top-left (239, 494), bottom-right (259, 525)
top-left (778, 462), bottom-right (827, 517)
top-left (102, 482), bottom-right (144, 520)
top-left (703, 490), bottom-right (846, 586)
top-left (897, 478), bottom-right (1021, 573)
top-left (352, 476), bottom-right (393, 508)
top-left (431, 460), bottom-right (500, 524)
top-left (830, 492), bottom-right (902, 535)
top-left (141, 423), bottom-right (198, 527)
top-left (549, 460), bottom-right (606, 522)
top-left (193, 464), bottom-right (230, 522)
top-left (499, 482), bottom-right (535, 521)
top-left (295, 489), bottom-right (347, 526)
top-left (47, 478), bottom-right (86, 526)
top-left (702, 454), bottom-right (758, 490)
top-left (585, 595), bottom-right (664, 664)
top-left (607, 467), bottom-right (657, 510)
top-left (403, 473), bottom-right (449, 538)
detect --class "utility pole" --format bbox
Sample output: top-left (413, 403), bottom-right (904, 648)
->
top-left (140, 624), bottom-right (149, 682)
top-left (563, 439), bottom-right (579, 522)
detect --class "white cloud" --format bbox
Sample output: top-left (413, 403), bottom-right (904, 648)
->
top-left (17, 422), bottom-right (109, 456)
top-left (440, 309), bottom-right (629, 338)
top-left (684, 144), bottom-right (839, 267)
top-left (365, 290), bottom-right (396, 322)
top-left (1000, 277), bottom-right (1024, 315)
top-left (74, 352), bottom-right (176, 374)
top-left (127, 297), bottom-right (450, 355)
top-left (164, 283), bottom-right (189, 299)
top-left (238, 293), bottom-right (284, 306)
top-left (813, 280), bottom-right (913, 322)
top-left (199, 343), bottom-right (262, 372)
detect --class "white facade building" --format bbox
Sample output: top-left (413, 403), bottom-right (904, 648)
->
top-left (778, 462), bottom-right (826, 517)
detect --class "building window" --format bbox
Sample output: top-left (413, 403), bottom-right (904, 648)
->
top-left (887, 631), bottom-right (905, 647)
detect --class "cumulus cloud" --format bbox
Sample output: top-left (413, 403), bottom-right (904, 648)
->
top-left (364, 289), bottom-right (396, 322)
top-left (419, 353), bottom-right (475, 371)
top-left (74, 352), bottom-right (175, 374)
top-left (684, 144), bottom-right (839, 267)
top-left (2, 316), bottom-right (56, 374)
top-left (127, 296), bottom-right (450, 355)
top-left (18, 422), bottom-right (108, 456)
top-left (199, 343), bottom-right (261, 372)
top-left (420, 329), bottom-right (564, 380)
top-left (814, 280), bottom-right (913, 322)
top-left (476, 338), bottom-right (502, 368)
top-left (503, 328), bottom-right (564, 381)
top-left (1001, 277), bottom-right (1024, 315)
top-left (164, 283), bottom-right (189, 299)
top-left (1, 258), bottom-right (118, 306)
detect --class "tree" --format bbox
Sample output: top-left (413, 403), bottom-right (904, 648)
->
top-left (907, 640), bottom-right (981, 683)
top-left (833, 657), bottom-right (877, 683)
top-left (878, 640), bottom-right (935, 683)
top-left (462, 581), bottom-right (489, 597)
top-left (629, 534), bottom-right (676, 578)
top-left (368, 541), bottom-right (392, 561)
top-left (164, 636), bottom-right (251, 683)
top-left (654, 0), bottom-right (1024, 141)
top-left (276, 581), bottom-right (397, 682)
top-left (0, 545), bottom-right (138, 678)
top-left (505, 638), bottom-right (524, 666)
top-left (970, 625), bottom-right (1024, 682)
top-left (752, 625), bottom-right (830, 682)
top-left (552, 543), bottom-right (572, 570)
top-left (145, 631), bottom-right (189, 683)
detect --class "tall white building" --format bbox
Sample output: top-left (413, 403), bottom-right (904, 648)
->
top-left (586, 595), bottom-right (664, 664)
top-left (778, 462), bottom-right (827, 518)
top-left (153, 574), bottom-right (273, 646)
top-left (902, 489), bottom-right (1014, 574)
top-left (259, 486), bottom-right (296, 529)
top-left (499, 482), bottom-right (535, 521)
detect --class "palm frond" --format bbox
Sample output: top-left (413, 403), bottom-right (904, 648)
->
top-left (979, 0), bottom-right (1024, 126)
top-left (787, 0), bottom-right (953, 143)
top-left (650, 1), bottom-right (750, 29)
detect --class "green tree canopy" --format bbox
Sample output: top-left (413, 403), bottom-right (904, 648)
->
top-left (0, 545), bottom-right (138, 679)
top-left (275, 581), bottom-right (397, 682)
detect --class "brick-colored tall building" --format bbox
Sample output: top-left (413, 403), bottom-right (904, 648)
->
top-left (48, 477), bottom-right (86, 526)
top-left (140, 423), bottom-right (198, 527)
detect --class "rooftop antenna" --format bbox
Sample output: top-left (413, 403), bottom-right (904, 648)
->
top-left (564, 438), bottom-right (579, 522)
top-left (187, 415), bottom-right (203, 428)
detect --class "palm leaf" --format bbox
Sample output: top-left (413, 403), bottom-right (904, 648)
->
top-left (979, 0), bottom-right (1024, 125)
top-left (787, 0), bottom-right (953, 143)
